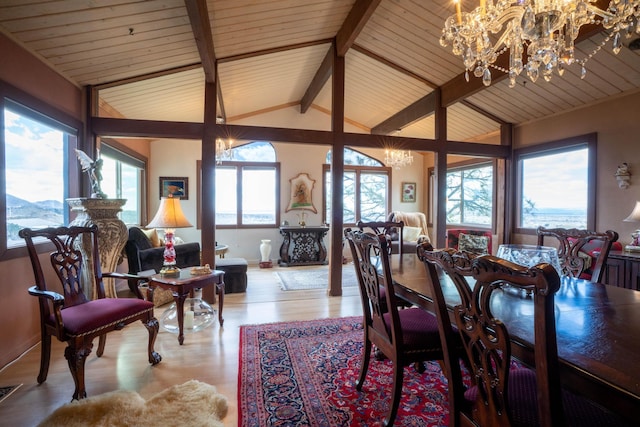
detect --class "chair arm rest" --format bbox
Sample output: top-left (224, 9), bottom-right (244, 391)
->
top-left (28, 285), bottom-right (64, 303)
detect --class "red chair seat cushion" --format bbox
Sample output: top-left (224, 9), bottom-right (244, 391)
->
top-left (383, 307), bottom-right (440, 351)
top-left (464, 368), bottom-right (632, 427)
top-left (52, 298), bottom-right (154, 337)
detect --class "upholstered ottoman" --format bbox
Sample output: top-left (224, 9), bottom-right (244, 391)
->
top-left (215, 258), bottom-right (248, 293)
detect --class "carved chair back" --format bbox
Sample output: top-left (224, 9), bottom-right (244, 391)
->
top-left (344, 228), bottom-right (401, 348)
top-left (20, 225), bottom-right (104, 314)
top-left (356, 220), bottom-right (405, 256)
top-left (418, 245), bottom-right (564, 427)
top-left (536, 226), bottom-right (619, 282)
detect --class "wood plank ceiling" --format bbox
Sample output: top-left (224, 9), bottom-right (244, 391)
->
top-left (1, 0), bottom-right (639, 144)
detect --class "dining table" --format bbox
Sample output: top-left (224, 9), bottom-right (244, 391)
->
top-left (386, 253), bottom-right (640, 423)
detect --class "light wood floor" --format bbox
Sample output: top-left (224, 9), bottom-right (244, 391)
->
top-left (0, 265), bottom-right (363, 426)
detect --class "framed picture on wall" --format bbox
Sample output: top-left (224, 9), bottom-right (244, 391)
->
top-left (402, 182), bottom-right (416, 203)
top-left (159, 177), bottom-right (188, 200)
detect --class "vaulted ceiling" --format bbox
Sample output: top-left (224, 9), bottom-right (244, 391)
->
top-left (1, 0), bottom-right (639, 144)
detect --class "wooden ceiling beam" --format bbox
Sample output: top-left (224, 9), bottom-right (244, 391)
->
top-left (336, 0), bottom-right (382, 56)
top-left (370, 91), bottom-right (437, 135)
top-left (184, 0), bottom-right (216, 83)
top-left (299, 0), bottom-right (382, 113)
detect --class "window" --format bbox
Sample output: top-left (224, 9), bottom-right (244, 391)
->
top-left (323, 148), bottom-right (391, 225)
top-left (213, 141), bottom-right (280, 228)
top-left (515, 134), bottom-right (595, 231)
top-left (100, 142), bottom-right (146, 225)
top-left (2, 93), bottom-right (78, 254)
top-left (446, 161), bottom-right (494, 227)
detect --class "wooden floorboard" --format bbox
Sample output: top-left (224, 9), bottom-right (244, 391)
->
top-left (0, 265), bottom-right (362, 426)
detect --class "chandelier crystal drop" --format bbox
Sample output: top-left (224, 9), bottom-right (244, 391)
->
top-left (440, 0), bottom-right (640, 87)
top-left (215, 137), bottom-right (233, 164)
top-left (385, 149), bottom-right (414, 169)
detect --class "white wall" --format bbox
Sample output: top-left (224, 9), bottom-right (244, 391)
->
top-left (148, 105), bottom-right (427, 263)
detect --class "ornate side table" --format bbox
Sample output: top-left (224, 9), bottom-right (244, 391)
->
top-left (278, 225), bottom-right (329, 267)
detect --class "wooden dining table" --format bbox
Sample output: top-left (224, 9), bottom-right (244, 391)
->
top-left (386, 253), bottom-right (640, 423)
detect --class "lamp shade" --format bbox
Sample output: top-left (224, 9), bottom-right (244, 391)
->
top-left (147, 195), bottom-right (192, 229)
top-left (624, 201), bottom-right (640, 223)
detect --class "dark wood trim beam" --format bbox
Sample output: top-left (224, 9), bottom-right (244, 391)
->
top-left (461, 100), bottom-right (508, 126)
top-left (352, 45), bottom-right (438, 88)
top-left (201, 81), bottom-right (216, 301)
top-left (371, 91), bottom-right (437, 135)
top-left (344, 132), bottom-right (510, 158)
top-left (216, 68), bottom-right (226, 121)
top-left (92, 117), bottom-right (203, 139)
top-left (300, 48), bottom-right (334, 113)
top-left (336, 0), bottom-right (382, 56)
top-left (184, 0), bottom-right (217, 83)
top-left (93, 63), bottom-right (202, 90)
top-left (217, 39), bottom-right (333, 63)
top-left (91, 119), bottom-right (509, 157)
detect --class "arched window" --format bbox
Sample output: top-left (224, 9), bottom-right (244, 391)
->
top-left (215, 141), bottom-right (280, 227)
top-left (323, 148), bottom-right (391, 225)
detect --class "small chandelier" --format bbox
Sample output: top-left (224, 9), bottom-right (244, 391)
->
top-left (216, 137), bottom-right (233, 164)
top-left (385, 149), bottom-right (414, 169)
top-left (440, 0), bottom-right (640, 87)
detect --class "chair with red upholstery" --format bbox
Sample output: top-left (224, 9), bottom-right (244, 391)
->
top-left (20, 225), bottom-right (162, 400)
top-left (418, 244), bottom-right (632, 427)
top-left (536, 226), bottom-right (620, 282)
top-left (344, 228), bottom-right (445, 426)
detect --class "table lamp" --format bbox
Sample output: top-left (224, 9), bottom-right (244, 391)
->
top-left (147, 194), bottom-right (192, 276)
top-left (623, 201), bottom-right (640, 252)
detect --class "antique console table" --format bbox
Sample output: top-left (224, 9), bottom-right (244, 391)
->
top-left (278, 225), bottom-right (329, 267)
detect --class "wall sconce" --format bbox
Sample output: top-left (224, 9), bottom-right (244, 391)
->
top-left (615, 163), bottom-right (631, 189)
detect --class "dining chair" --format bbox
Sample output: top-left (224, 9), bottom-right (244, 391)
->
top-left (356, 220), bottom-right (405, 256)
top-left (344, 229), bottom-right (445, 427)
top-left (418, 243), bottom-right (633, 427)
top-left (20, 225), bottom-right (162, 400)
top-left (536, 226), bottom-right (619, 282)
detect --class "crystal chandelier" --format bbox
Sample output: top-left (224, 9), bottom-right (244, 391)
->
top-left (440, 0), bottom-right (640, 87)
top-left (215, 137), bottom-right (233, 164)
top-left (385, 149), bottom-right (414, 169)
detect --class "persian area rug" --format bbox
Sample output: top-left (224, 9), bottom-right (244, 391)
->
top-left (0, 384), bottom-right (21, 405)
top-left (38, 380), bottom-right (227, 427)
top-left (238, 316), bottom-right (451, 427)
top-left (275, 264), bottom-right (359, 291)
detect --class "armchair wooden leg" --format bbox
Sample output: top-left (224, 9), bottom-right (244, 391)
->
top-left (37, 333), bottom-right (52, 384)
top-left (216, 283), bottom-right (225, 327)
top-left (385, 363), bottom-right (403, 427)
top-left (356, 339), bottom-right (372, 390)
top-left (96, 334), bottom-right (107, 357)
top-left (65, 341), bottom-right (93, 400)
top-left (144, 316), bottom-right (162, 365)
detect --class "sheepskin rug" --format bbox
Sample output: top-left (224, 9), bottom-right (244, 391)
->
top-left (38, 380), bottom-right (228, 427)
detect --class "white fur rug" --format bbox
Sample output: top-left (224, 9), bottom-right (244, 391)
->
top-left (38, 380), bottom-right (228, 427)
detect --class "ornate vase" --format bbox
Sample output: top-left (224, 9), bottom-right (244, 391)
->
top-left (260, 239), bottom-right (273, 268)
top-left (67, 198), bottom-right (128, 299)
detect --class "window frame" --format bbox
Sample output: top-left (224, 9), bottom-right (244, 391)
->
top-left (322, 163), bottom-right (392, 227)
top-left (197, 159), bottom-right (281, 229)
top-left (100, 140), bottom-right (148, 225)
top-left (0, 81), bottom-right (81, 260)
top-left (513, 133), bottom-right (596, 235)
top-left (444, 159), bottom-right (496, 230)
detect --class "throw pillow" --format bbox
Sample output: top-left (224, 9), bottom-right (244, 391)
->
top-left (403, 226), bottom-right (423, 242)
top-left (142, 228), bottom-right (161, 247)
top-left (458, 233), bottom-right (489, 254)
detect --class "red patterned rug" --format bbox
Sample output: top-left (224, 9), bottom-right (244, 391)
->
top-left (238, 316), bottom-right (452, 426)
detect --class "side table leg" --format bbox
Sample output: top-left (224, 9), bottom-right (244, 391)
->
top-left (217, 282), bottom-right (225, 327)
top-left (175, 293), bottom-right (188, 345)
